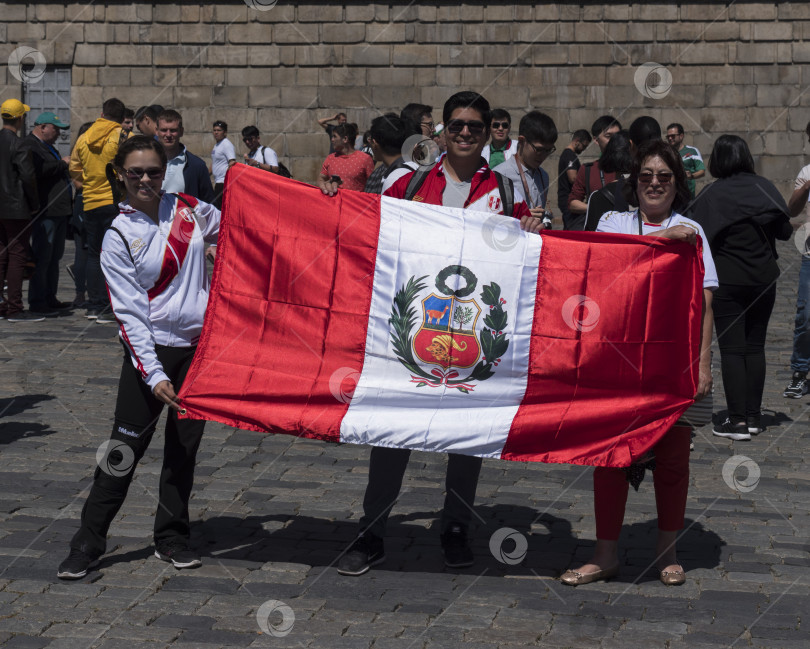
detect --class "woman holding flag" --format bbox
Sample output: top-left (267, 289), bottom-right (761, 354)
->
top-left (561, 139), bottom-right (717, 587)
top-left (57, 135), bottom-right (221, 579)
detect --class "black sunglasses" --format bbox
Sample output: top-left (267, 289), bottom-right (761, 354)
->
top-left (446, 119), bottom-right (486, 135)
top-left (491, 121), bottom-right (510, 129)
top-left (122, 166), bottom-right (164, 181)
top-left (637, 171), bottom-right (674, 185)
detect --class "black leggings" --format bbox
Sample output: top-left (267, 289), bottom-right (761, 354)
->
top-left (70, 344), bottom-right (205, 558)
top-left (712, 284), bottom-right (776, 423)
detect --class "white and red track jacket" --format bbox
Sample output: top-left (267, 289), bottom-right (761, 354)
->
top-left (100, 192), bottom-right (220, 390)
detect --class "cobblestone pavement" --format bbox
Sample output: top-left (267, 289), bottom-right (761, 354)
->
top-left (1, 239), bottom-right (809, 649)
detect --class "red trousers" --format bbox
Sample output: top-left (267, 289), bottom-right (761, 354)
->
top-left (593, 425), bottom-right (691, 540)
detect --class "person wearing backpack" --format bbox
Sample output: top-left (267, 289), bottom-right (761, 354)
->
top-left (321, 91), bottom-right (542, 577)
top-left (241, 125), bottom-right (279, 174)
top-left (583, 130), bottom-right (634, 231)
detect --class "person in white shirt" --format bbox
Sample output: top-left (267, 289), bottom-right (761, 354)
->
top-left (210, 120), bottom-right (235, 209)
top-left (240, 125), bottom-right (278, 173)
top-left (57, 135), bottom-right (221, 580)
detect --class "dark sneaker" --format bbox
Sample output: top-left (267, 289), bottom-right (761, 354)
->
top-left (746, 415), bottom-right (764, 435)
top-left (47, 300), bottom-right (73, 311)
top-left (57, 548), bottom-right (98, 579)
top-left (29, 305), bottom-right (60, 318)
top-left (441, 524), bottom-right (474, 568)
top-left (154, 541), bottom-right (201, 569)
top-left (783, 372), bottom-right (808, 399)
top-left (85, 308), bottom-right (100, 320)
top-left (337, 533), bottom-right (385, 576)
top-left (96, 313), bottom-right (116, 324)
top-left (7, 311), bottom-right (46, 323)
top-left (712, 418), bottom-right (751, 441)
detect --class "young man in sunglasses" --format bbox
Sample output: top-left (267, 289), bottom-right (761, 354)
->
top-left (481, 108), bottom-right (518, 168)
top-left (333, 91), bottom-right (543, 577)
top-left (492, 111), bottom-right (558, 229)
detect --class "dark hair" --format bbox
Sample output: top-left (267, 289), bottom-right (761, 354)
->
top-left (573, 129), bottom-right (592, 144)
top-left (158, 109), bottom-right (183, 129)
top-left (518, 110), bottom-right (558, 144)
top-left (598, 129), bottom-right (633, 174)
top-left (806, 121), bottom-right (810, 138)
top-left (666, 123), bottom-right (684, 135)
top-left (241, 125), bottom-right (260, 139)
top-left (333, 122), bottom-right (358, 143)
top-left (113, 134), bottom-right (168, 169)
top-left (491, 108), bottom-right (511, 124)
top-left (629, 139), bottom-right (691, 213)
top-left (591, 115), bottom-right (621, 138)
top-left (213, 120), bottom-right (228, 131)
top-left (102, 98), bottom-right (126, 123)
top-left (336, 112), bottom-right (347, 120)
top-left (628, 116), bottom-right (662, 147)
top-left (369, 113), bottom-right (409, 156)
top-left (401, 103), bottom-right (432, 126)
top-left (707, 134), bottom-right (756, 178)
top-left (443, 91), bottom-right (491, 128)
top-left (134, 105), bottom-right (159, 124)
top-left (70, 121), bottom-right (94, 154)
top-left (123, 108), bottom-right (134, 120)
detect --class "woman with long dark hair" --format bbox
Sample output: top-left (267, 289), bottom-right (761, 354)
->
top-left (57, 135), bottom-right (221, 579)
top-left (561, 140), bottom-right (717, 587)
top-left (688, 135), bottom-right (791, 440)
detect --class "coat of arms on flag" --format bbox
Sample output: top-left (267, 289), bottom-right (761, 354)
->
top-left (391, 265), bottom-right (509, 393)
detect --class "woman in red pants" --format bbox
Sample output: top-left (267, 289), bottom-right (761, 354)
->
top-left (561, 139), bottom-right (717, 586)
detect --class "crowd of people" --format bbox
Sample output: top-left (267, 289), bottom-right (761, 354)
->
top-left (0, 88), bottom-right (807, 586)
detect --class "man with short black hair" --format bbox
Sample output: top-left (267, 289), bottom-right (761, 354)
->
top-left (400, 103), bottom-right (434, 138)
top-left (134, 105), bottom-right (161, 138)
top-left (70, 97), bottom-right (128, 320)
top-left (629, 115), bottom-right (662, 150)
top-left (241, 126), bottom-right (279, 174)
top-left (482, 108), bottom-right (518, 168)
top-left (558, 129), bottom-right (592, 230)
top-left (666, 122), bottom-right (705, 198)
top-left (211, 120), bottom-right (235, 209)
top-left (20, 111), bottom-right (73, 316)
top-left (362, 113), bottom-right (413, 195)
top-left (121, 108), bottom-right (134, 134)
top-left (158, 110), bottom-right (214, 202)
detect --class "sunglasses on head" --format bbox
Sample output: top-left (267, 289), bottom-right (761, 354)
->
top-left (491, 121), bottom-right (510, 129)
top-left (637, 171), bottom-right (674, 184)
top-left (446, 119), bottom-right (486, 135)
top-left (122, 167), bottom-right (164, 181)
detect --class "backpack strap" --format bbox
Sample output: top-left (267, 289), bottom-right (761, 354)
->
top-left (109, 226), bottom-right (134, 265)
top-left (493, 171), bottom-right (514, 217)
top-left (403, 166), bottom-right (433, 201)
top-left (583, 161), bottom-right (594, 196)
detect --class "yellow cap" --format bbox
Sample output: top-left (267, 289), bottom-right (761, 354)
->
top-left (0, 98), bottom-right (30, 119)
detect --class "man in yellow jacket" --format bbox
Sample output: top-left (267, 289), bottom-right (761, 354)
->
top-left (69, 98), bottom-right (128, 320)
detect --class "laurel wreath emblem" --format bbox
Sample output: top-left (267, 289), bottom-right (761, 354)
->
top-left (389, 274), bottom-right (510, 393)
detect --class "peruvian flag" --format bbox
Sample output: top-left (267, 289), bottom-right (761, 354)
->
top-left (178, 167), bottom-right (703, 468)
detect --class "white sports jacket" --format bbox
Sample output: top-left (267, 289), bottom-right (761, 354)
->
top-left (101, 192), bottom-right (220, 390)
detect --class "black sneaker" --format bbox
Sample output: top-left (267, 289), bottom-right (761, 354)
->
top-left (337, 533), bottom-right (385, 576)
top-left (441, 524), bottom-right (474, 568)
top-left (783, 372), bottom-right (808, 399)
top-left (85, 308), bottom-right (100, 320)
top-left (712, 418), bottom-right (751, 441)
top-left (29, 305), bottom-right (60, 318)
top-left (57, 548), bottom-right (98, 579)
top-left (47, 300), bottom-right (73, 311)
top-left (746, 415), bottom-right (764, 435)
top-left (7, 311), bottom-right (46, 323)
top-left (154, 541), bottom-right (202, 569)
top-left (96, 312), bottom-right (116, 324)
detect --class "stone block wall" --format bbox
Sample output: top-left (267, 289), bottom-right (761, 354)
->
top-left (2, 1), bottom-right (809, 213)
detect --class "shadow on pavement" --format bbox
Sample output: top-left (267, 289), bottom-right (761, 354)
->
top-left (0, 394), bottom-right (57, 445)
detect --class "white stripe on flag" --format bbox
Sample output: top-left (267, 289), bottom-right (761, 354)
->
top-left (339, 196), bottom-right (543, 458)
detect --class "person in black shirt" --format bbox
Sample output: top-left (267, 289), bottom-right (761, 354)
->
top-left (558, 129), bottom-right (591, 230)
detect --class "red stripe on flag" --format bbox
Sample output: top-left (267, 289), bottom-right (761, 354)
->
top-left (178, 167), bottom-right (381, 442)
top-left (502, 230), bottom-right (702, 467)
